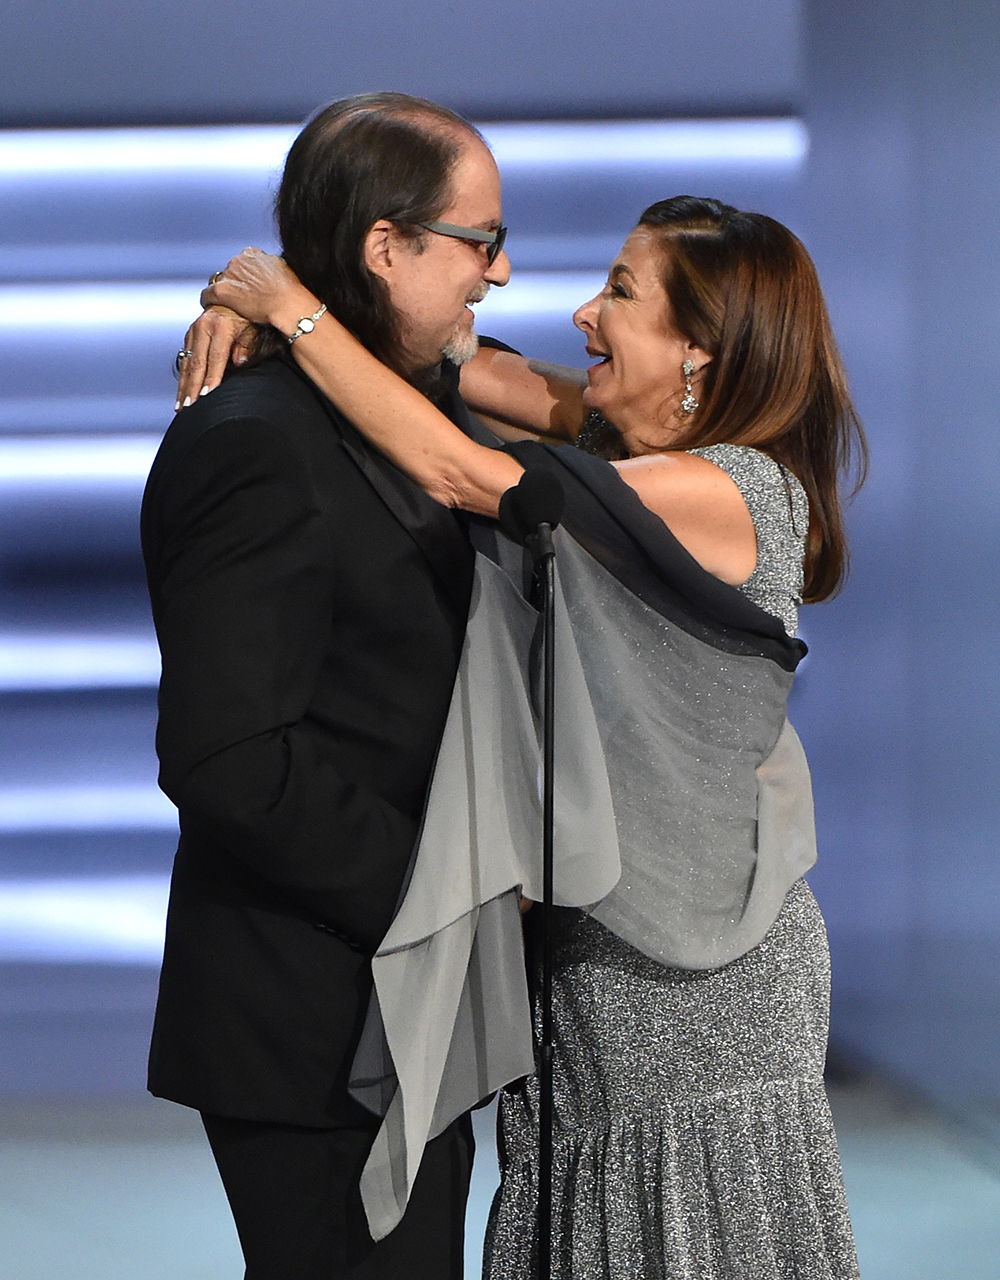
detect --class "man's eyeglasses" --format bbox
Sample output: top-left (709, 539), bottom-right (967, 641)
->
top-left (419, 220), bottom-right (508, 266)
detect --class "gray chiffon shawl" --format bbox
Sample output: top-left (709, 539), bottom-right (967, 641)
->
top-left (350, 447), bottom-right (817, 1241)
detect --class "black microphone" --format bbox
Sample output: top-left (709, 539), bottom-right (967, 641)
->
top-left (498, 467), bottom-right (565, 560)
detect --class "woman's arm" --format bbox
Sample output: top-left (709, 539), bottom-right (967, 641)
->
top-left (203, 251), bottom-right (522, 517)
top-left (458, 347), bottom-right (587, 441)
top-left (202, 250), bottom-right (757, 582)
top-left (178, 262), bottom-right (586, 438)
top-left (293, 316), bottom-right (524, 516)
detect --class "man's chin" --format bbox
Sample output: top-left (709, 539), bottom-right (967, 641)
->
top-left (442, 326), bottom-right (480, 367)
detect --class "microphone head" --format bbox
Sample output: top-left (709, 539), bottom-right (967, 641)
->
top-left (498, 467), bottom-right (565, 545)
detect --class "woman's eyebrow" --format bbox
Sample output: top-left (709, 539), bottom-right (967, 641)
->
top-left (609, 262), bottom-right (637, 280)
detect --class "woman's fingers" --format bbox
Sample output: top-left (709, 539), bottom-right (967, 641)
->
top-left (178, 250), bottom-right (315, 405)
top-left (201, 249), bottom-right (269, 320)
top-left (201, 310), bottom-right (242, 394)
top-left (201, 279), bottom-right (236, 313)
top-left (175, 321), bottom-right (204, 409)
top-left (231, 323), bottom-right (256, 367)
top-left (175, 306), bottom-right (253, 410)
top-left (202, 248), bottom-right (310, 328)
top-left (180, 311), bottom-right (217, 406)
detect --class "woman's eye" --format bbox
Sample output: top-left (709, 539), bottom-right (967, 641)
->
top-left (609, 282), bottom-right (630, 299)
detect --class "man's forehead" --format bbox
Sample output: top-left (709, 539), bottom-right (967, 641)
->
top-left (443, 140), bottom-right (503, 221)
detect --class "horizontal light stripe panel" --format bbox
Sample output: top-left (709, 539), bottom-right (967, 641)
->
top-left (483, 118), bottom-right (809, 169)
top-left (0, 125), bottom-right (297, 177)
top-left (475, 273), bottom-right (605, 318)
top-left (0, 119), bottom-right (808, 181)
top-left (0, 875), bottom-right (169, 963)
top-left (0, 274), bottom-right (603, 335)
top-left (0, 635), bottom-right (160, 691)
top-left (0, 241), bottom-right (281, 284)
top-left (0, 786), bottom-right (177, 832)
top-left (0, 435), bottom-right (161, 486)
top-left (0, 282), bottom-right (203, 330)
top-left (0, 235), bottom-right (614, 283)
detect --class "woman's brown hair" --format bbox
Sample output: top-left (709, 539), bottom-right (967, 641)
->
top-left (638, 196), bottom-right (866, 602)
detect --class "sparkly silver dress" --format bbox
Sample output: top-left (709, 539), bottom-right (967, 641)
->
top-left (484, 445), bottom-right (860, 1280)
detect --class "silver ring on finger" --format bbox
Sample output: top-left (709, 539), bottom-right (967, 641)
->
top-left (174, 348), bottom-right (194, 375)
top-left (208, 271), bottom-right (225, 285)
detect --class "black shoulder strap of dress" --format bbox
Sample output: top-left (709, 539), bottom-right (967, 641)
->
top-left (506, 440), bottom-right (807, 672)
top-left (476, 335), bottom-right (521, 355)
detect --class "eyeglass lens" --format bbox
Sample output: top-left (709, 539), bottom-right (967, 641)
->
top-left (486, 226), bottom-right (507, 265)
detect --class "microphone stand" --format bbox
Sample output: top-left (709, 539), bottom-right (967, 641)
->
top-left (527, 518), bottom-right (556, 1280)
top-left (499, 468), bottom-right (564, 1280)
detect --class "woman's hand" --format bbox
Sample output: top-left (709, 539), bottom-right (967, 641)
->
top-left (175, 306), bottom-right (256, 408)
top-left (202, 248), bottom-right (321, 338)
top-left (176, 249), bottom-right (318, 408)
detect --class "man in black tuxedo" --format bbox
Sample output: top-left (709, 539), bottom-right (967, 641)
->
top-left (142, 94), bottom-right (510, 1279)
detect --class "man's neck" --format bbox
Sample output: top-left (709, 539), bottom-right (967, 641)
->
top-left (407, 358), bottom-right (457, 406)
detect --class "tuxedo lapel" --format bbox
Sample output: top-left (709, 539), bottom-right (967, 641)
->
top-left (281, 350), bottom-right (488, 617)
top-left (444, 389), bottom-right (502, 448)
top-left (337, 425), bottom-right (472, 613)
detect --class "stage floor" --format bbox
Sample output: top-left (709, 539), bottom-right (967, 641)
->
top-left (0, 1081), bottom-right (996, 1279)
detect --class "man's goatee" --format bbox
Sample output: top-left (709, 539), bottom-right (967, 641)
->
top-left (442, 327), bottom-right (481, 366)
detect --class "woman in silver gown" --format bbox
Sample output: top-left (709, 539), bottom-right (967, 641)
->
top-left (188, 195), bottom-right (864, 1279)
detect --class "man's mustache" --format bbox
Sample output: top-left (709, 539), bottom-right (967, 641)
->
top-left (466, 283), bottom-right (490, 305)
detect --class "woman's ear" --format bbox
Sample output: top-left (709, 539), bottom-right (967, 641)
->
top-left (685, 341), bottom-right (713, 374)
top-left (363, 219), bottom-right (396, 282)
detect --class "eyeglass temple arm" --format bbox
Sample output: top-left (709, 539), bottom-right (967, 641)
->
top-left (421, 220), bottom-right (499, 244)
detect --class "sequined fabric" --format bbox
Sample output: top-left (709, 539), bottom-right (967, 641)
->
top-left (688, 444), bottom-right (809, 637)
top-left (483, 447), bottom-right (857, 1278)
top-left (575, 410), bottom-right (629, 461)
top-left (485, 883), bottom-right (859, 1279)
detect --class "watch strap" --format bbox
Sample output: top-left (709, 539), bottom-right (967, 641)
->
top-left (287, 303), bottom-right (328, 344)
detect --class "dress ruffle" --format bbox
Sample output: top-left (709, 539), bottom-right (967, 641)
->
top-left (483, 882), bottom-right (859, 1279)
top-left (486, 1076), bottom-right (858, 1280)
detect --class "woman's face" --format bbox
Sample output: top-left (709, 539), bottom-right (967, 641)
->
top-left (573, 228), bottom-right (710, 454)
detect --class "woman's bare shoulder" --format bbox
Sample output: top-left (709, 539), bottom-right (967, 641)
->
top-left (611, 450), bottom-right (758, 585)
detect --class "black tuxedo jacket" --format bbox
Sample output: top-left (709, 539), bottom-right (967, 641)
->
top-left (142, 350), bottom-right (478, 1127)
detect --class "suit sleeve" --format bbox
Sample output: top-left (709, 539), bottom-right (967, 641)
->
top-left (146, 416), bottom-right (417, 950)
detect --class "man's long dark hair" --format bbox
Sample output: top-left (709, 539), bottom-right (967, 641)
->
top-left (255, 92), bottom-right (479, 378)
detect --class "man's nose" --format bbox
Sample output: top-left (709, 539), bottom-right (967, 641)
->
top-left (485, 248), bottom-right (511, 287)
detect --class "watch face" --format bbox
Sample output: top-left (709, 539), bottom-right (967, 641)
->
top-left (299, 318), bottom-right (316, 334)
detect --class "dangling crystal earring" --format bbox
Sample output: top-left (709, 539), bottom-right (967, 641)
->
top-left (680, 358), bottom-right (699, 414)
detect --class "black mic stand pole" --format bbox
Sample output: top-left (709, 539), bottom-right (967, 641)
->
top-left (498, 468), bottom-right (564, 1280)
top-left (529, 518), bottom-right (556, 1280)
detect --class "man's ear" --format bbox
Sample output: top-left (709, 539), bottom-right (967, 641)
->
top-left (364, 219), bottom-right (396, 282)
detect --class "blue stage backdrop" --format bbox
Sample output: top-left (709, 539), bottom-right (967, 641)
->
top-left (800, 0), bottom-right (1000, 1130)
top-left (0, 0), bottom-right (801, 125)
top-left (0, 0), bottom-right (997, 1139)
